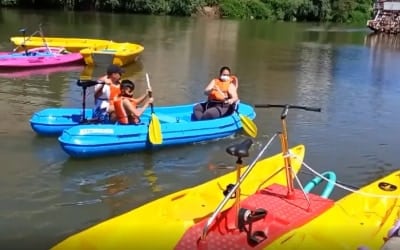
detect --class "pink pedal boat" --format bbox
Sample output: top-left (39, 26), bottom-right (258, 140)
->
top-left (0, 46), bottom-right (84, 68)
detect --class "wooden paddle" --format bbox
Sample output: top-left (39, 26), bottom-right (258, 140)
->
top-left (214, 86), bottom-right (258, 138)
top-left (145, 73), bottom-right (163, 145)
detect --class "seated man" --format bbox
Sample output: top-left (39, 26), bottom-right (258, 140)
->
top-left (92, 64), bottom-right (124, 122)
top-left (113, 79), bottom-right (153, 124)
top-left (192, 66), bottom-right (239, 120)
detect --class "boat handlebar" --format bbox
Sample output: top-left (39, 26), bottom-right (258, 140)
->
top-left (76, 79), bottom-right (104, 88)
top-left (254, 104), bottom-right (321, 119)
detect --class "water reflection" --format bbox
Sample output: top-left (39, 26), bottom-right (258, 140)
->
top-left (364, 33), bottom-right (400, 51)
top-left (56, 142), bottom-right (222, 214)
top-left (0, 65), bottom-right (84, 79)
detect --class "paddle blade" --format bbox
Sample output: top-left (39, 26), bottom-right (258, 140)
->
top-left (239, 114), bottom-right (258, 138)
top-left (149, 114), bottom-right (163, 144)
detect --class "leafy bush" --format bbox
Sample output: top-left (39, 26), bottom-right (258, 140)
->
top-left (1, 0), bottom-right (17, 6)
top-left (246, 0), bottom-right (271, 19)
top-left (170, 0), bottom-right (204, 16)
top-left (219, 0), bottom-right (248, 18)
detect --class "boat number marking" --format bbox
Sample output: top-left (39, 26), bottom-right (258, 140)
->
top-left (79, 128), bottom-right (114, 135)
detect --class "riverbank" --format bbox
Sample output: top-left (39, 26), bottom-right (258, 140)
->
top-left (0, 0), bottom-right (372, 23)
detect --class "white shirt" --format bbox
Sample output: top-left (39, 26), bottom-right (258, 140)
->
top-left (94, 83), bottom-right (111, 111)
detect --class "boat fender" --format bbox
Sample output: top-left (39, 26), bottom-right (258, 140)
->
top-left (222, 184), bottom-right (236, 198)
top-left (303, 171), bottom-right (336, 198)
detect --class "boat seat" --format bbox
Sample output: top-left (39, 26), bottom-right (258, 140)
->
top-left (226, 138), bottom-right (253, 158)
top-left (77, 79), bottom-right (100, 88)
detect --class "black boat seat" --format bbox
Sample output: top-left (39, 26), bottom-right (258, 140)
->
top-left (77, 79), bottom-right (101, 88)
top-left (226, 138), bottom-right (253, 158)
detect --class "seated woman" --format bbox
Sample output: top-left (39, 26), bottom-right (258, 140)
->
top-left (113, 79), bottom-right (153, 124)
top-left (193, 66), bottom-right (239, 120)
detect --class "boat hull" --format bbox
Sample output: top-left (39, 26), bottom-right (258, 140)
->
top-left (0, 65), bottom-right (84, 79)
top-left (267, 170), bottom-right (400, 249)
top-left (80, 42), bottom-right (144, 66)
top-left (30, 108), bottom-right (96, 136)
top-left (57, 103), bottom-right (256, 158)
top-left (50, 145), bottom-right (305, 250)
top-left (10, 37), bottom-right (113, 53)
top-left (0, 47), bottom-right (83, 68)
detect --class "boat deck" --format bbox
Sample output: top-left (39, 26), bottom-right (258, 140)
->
top-left (175, 183), bottom-right (334, 250)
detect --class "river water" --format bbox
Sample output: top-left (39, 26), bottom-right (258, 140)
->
top-left (1, 8), bottom-right (400, 249)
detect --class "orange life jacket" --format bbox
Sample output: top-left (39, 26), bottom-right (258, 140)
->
top-left (94, 79), bottom-right (121, 103)
top-left (208, 76), bottom-right (236, 101)
top-left (113, 97), bottom-right (139, 124)
top-left (109, 83), bottom-right (121, 101)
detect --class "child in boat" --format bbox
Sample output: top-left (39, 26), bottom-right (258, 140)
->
top-left (192, 66), bottom-right (239, 120)
top-left (93, 64), bottom-right (124, 122)
top-left (113, 79), bottom-right (153, 124)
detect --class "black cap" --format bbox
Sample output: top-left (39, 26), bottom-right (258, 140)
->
top-left (121, 79), bottom-right (135, 89)
top-left (106, 64), bottom-right (124, 75)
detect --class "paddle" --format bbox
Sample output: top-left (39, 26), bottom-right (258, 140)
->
top-left (214, 86), bottom-right (258, 138)
top-left (233, 101), bottom-right (258, 138)
top-left (145, 73), bottom-right (163, 145)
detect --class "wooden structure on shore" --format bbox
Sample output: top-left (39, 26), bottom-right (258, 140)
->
top-left (367, 0), bottom-right (400, 34)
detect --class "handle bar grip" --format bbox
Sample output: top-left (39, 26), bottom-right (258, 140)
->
top-left (254, 104), bottom-right (321, 112)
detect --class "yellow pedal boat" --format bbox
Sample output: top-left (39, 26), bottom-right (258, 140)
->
top-left (267, 170), bottom-right (400, 250)
top-left (10, 36), bottom-right (113, 53)
top-left (79, 42), bottom-right (144, 67)
top-left (51, 144), bottom-right (306, 250)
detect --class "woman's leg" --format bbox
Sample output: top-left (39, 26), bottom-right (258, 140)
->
top-left (201, 106), bottom-right (222, 120)
top-left (202, 104), bottom-right (232, 120)
top-left (193, 102), bottom-right (206, 120)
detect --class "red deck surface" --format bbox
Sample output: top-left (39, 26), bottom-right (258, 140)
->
top-left (175, 183), bottom-right (334, 250)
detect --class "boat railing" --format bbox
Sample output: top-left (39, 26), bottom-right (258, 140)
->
top-left (200, 133), bottom-right (277, 240)
top-left (12, 24), bottom-right (53, 55)
top-left (200, 104), bottom-right (321, 241)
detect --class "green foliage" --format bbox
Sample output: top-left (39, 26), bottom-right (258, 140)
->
top-left (246, 0), bottom-right (272, 19)
top-left (169, 0), bottom-right (204, 16)
top-left (220, 0), bottom-right (270, 19)
top-left (204, 0), bottom-right (219, 6)
top-left (0, 0), bottom-right (17, 6)
top-left (0, 0), bottom-right (376, 23)
top-left (219, 0), bottom-right (247, 18)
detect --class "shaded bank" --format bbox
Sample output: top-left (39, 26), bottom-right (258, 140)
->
top-left (1, 0), bottom-right (372, 23)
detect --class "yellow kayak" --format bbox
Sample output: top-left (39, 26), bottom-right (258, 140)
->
top-left (51, 144), bottom-right (305, 250)
top-left (79, 42), bottom-right (144, 66)
top-left (267, 170), bottom-right (400, 250)
top-left (10, 36), bottom-right (113, 53)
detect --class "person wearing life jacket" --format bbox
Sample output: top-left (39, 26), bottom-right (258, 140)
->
top-left (92, 64), bottom-right (124, 122)
top-left (113, 79), bottom-right (153, 125)
top-left (192, 66), bottom-right (239, 120)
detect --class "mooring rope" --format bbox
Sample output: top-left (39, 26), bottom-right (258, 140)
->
top-left (288, 152), bottom-right (400, 199)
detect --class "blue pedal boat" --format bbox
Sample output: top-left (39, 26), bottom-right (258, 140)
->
top-left (58, 102), bottom-right (256, 158)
